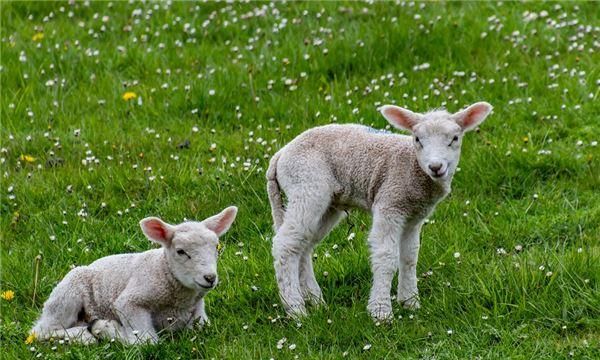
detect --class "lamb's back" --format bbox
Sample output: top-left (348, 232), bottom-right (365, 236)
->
top-left (289, 124), bottom-right (412, 164)
top-left (279, 124), bottom-right (416, 208)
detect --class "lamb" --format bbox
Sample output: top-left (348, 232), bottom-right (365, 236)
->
top-left (266, 102), bottom-right (492, 321)
top-left (30, 206), bottom-right (238, 344)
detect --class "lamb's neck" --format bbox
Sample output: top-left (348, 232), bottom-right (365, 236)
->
top-left (434, 174), bottom-right (453, 195)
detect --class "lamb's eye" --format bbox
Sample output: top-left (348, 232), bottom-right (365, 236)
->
top-left (176, 249), bottom-right (187, 256)
top-left (449, 136), bottom-right (459, 146)
top-left (414, 137), bottom-right (423, 148)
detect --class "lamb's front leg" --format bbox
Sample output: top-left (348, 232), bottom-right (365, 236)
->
top-left (189, 298), bottom-right (209, 328)
top-left (398, 221), bottom-right (423, 310)
top-left (366, 211), bottom-right (404, 321)
top-left (114, 303), bottom-right (159, 345)
top-left (89, 310), bottom-right (157, 345)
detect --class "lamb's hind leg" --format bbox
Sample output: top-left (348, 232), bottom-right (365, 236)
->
top-left (299, 208), bottom-right (346, 306)
top-left (272, 188), bottom-right (332, 318)
top-left (30, 268), bottom-right (97, 344)
top-left (35, 326), bottom-right (97, 345)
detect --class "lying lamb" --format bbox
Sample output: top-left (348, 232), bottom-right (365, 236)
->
top-left (30, 206), bottom-right (238, 344)
top-left (267, 102), bottom-right (492, 321)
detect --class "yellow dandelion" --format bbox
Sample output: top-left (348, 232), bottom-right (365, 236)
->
top-left (522, 136), bottom-right (529, 143)
top-left (32, 33), bottom-right (44, 42)
top-left (19, 154), bottom-right (36, 163)
top-left (25, 333), bottom-right (36, 345)
top-left (122, 91), bottom-right (137, 101)
top-left (1, 290), bottom-right (15, 301)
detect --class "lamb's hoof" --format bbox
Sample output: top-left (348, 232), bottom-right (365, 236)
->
top-left (285, 304), bottom-right (308, 319)
top-left (138, 336), bottom-right (159, 345)
top-left (79, 332), bottom-right (99, 345)
top-left (128, 330), bottom-right (159, 345)
top-left (367, 301), bottom-right (393, 322)
top-left (310, 298), bottom-right (326, 308)
top-left (304, 293), bottom-right (326, 307)
top-left (197, 316), bottom-right (210, 328)
top-left (400, 297), bottom-right (421, 310)
top-left (63, 330), bottom-right (97, 345)
top-left (89, 319), bottom-right (120, 339)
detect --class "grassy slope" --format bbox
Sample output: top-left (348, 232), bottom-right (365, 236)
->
top-left (1, 1), bottom-right (598, 359)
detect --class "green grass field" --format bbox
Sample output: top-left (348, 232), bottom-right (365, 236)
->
top-left (1, 1), bottom-right (599, 359)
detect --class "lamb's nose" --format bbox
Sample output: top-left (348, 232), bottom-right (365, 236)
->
top-left (429, 162), bottom-right (443, 173)
top-left (204, 274), bottom-right (216, 284)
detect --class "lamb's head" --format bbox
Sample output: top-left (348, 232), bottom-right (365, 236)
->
top-left (380, 102), bottom-right (492, 182)
top-left (139, 206), bottom-right (238, 292)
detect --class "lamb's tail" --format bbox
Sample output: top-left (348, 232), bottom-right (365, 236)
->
top-left (266, 151), bottom-right (284, 231)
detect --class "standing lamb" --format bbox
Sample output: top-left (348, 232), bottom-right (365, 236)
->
top-left (30, 206), bottom-right (238, 344)
top-left (267, 102), bottom-right (492, 321)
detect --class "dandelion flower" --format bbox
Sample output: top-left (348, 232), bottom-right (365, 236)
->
top-left (19, 154), bottom-right (36, 163)
top-left (1, 290), bottom-right (15, 301)
top-left (25, 333), bottom-right (36, 344)
top-left (122, 91), bottom-right (137, 101)
top-left (32, 33), bottom-right (44, 42)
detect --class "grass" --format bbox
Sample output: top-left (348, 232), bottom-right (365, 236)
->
top-left (1, 1), bottom-right (599, 359)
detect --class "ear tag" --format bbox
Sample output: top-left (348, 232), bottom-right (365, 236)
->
top-left (217, 243), bottom-right (225, 256)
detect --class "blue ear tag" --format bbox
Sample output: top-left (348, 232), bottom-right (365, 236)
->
top-left (362, 125), bottom-right (392, 135)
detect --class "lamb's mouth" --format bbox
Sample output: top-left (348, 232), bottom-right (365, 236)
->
top-left (431, 170), bottom-right (447, 178)
top-left (194, 280), bottom-right (214, 290)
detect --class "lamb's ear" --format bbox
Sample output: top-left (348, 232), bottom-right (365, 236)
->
top-left (451, 102), bottom-right (493, 132)
top-left (203, 206), bottom-right (238, 237)
top-left (379, 105), bottom-right (423, 131)
top-left (140, 217), bottom-right (175, 246)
